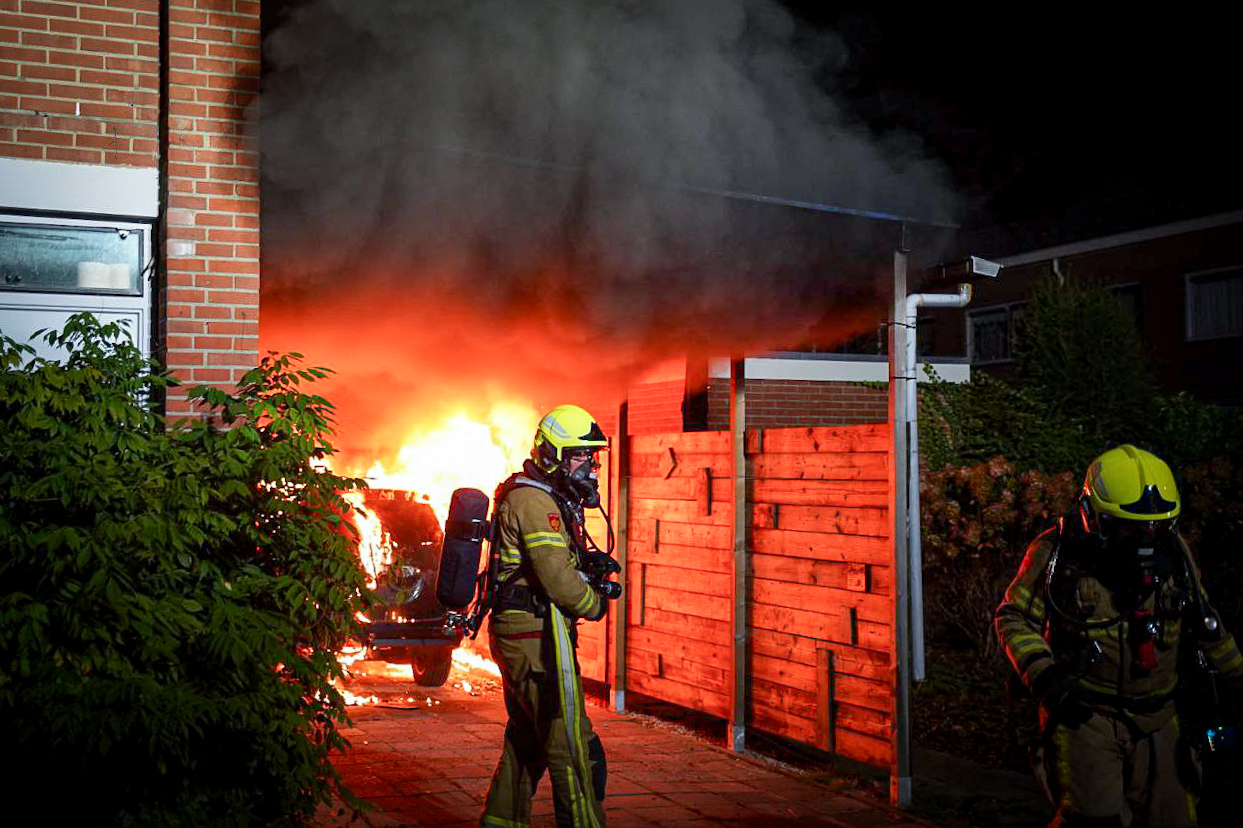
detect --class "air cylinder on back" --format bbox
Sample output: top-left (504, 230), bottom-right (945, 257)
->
top-left (436, 487), bottom-right (491, 609)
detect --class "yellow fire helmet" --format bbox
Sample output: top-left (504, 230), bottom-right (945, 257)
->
top-left (532, 404), bottom-right (609, 474)
top-left (1083, 444), bottom-right (1181, 524)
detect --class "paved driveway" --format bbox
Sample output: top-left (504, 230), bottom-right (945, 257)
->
top-left (316, 659), bottom-right (928, 828)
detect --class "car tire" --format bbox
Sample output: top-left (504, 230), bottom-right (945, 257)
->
top-left (410, 645), bottom-right (453, 687)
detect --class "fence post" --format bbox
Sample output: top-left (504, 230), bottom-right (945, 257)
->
top-left (890, 246), bottom-right (913, 807)
top-left (729, 357), bottom-right (748, 752)
top-left (610, 402), bottom-right (629, 713)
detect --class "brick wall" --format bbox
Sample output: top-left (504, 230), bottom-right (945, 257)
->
top-left (161, 0), bottom-right (259, 417)
top-left (0, 0), bottom-right (159, 165)
top-left (1, 1), bottom-right (261, 419)
top-left (626, 378), bottom-right (686, 435)
top-left (706, 379), bottom-right (887, 429)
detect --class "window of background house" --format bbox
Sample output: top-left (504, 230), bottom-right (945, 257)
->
top-left (967, 303), bottom-right (1024, 365)
top-left (1110, 282), bottom-right (1143, 337)
top-left (1185, 266), bottom-right (1243, 341)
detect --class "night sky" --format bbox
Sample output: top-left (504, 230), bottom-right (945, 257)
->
top-left (781, 6), bottom-right (1241, 250)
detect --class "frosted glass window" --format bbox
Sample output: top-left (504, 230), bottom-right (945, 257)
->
top-left (0, 222), bottom-right (143, 294)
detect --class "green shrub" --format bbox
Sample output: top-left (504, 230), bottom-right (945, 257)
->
top-left (0, 315), bottom-right (369, 826)
top-left (1013, 275), bottom-right (1157, 446)
top-left (921, 458), bottom-right (1079, 657)
top-left (919, 368), bottom-right (1090, 473)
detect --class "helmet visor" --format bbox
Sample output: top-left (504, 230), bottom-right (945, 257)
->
top-left (1100, 516), bottom-right (1173, 556)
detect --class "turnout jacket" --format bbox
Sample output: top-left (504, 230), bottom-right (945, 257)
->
top-left (491, 474), bottom-right (603, 638)
top-left (996, 521), bottom-right (1243, 732)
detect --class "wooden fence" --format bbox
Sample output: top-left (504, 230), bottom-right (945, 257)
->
top-left (593, 423), bottom-right (895, 768)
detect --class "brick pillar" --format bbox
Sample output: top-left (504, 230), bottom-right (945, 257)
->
top-left (160, 0), bottom-right (260, 418)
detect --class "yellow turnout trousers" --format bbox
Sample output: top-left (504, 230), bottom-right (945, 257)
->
top-left (481, 605), bottom-right (606, 828)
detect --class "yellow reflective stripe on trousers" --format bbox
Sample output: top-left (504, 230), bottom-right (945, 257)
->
top-left (481, 816), bottom-right (528, 828)
top-left (548, 603), bottom-right (600, 828)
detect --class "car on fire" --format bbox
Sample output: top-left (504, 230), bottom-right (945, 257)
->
top-left (355, 489), bottom-right (462, 686)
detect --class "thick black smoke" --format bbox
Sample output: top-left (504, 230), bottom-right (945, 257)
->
top-left (257, 0), bottom-right (957, 452)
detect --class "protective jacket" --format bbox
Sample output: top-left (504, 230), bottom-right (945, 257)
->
top-left (997, 519), bottom-right (1243, 732)
top-left (481, 462), bottom-right (607, 828)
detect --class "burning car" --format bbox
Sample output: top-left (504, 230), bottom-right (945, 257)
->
top-left (351, 488), bottom-right (463, 685)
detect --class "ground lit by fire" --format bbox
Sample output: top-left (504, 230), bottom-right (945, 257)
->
top-left (336, 646), bottom-right (502, 707)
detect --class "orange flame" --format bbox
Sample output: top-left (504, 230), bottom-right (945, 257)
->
top-left (357, 402), bottom-right (539, 523)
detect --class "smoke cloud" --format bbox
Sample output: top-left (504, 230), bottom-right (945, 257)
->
top-left (258, 0), bottom-right (957, 457)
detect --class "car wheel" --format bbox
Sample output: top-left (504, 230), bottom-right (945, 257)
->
top-left (410, 645), bottom-right (453, 687)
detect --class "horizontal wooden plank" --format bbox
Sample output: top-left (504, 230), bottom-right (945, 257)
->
top-left (629, 626), bottom-right (731, 672)
top-left (625, 667), bottom-right (730, 719)
top-left (639, 607), bottom-right (730, 646)
top-left (751, 554), bottom-right (888, 596)
top-left (760, 503), bottom-right (888, 538)
top-left (751, 478), bottom-right (888, 508)
top-left (751, 578), bottom-right (890, 624)
top-left (748, 629), bottom-right (891, 681)
top-left (751, 602), bottom-right (890, 652)
top-left (750, 452), bottom-right (889, 482)
top-left (835, 701), bottom-right (891, 741)
top-left (631, 431), bottom-right (732, 455)
top-left (748, 424), bottom-right (890, 455)
top-left (628, 647), bottom-right (728, 694)
top-left (643, 562), bottom-right (732, 598)
top-left (629, 519), bottom-right (732, 551)
top-left (629, 541), bottom-right (730, 573)
top-left (629, 496), bottom-right (732, 527)
top-left (748, 678), bottom-right (891, 742)
top-left (629, 475), bottom-right (733, 503)
top-left (752, 527), bottom-right (891, 566)
top-left (749, 706), bottom-right (891, 768)
top-left (751, 653), bottom-right (891, 713)
top-left (645, 585), bottom-right (731, 623)
top-left (630, 452), bottom-right (732, 479)
top-left (750, 675), bottom-right (816, 721)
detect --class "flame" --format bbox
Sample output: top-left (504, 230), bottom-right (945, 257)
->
top-left (359, 402), bottom-right (539, 523)
top-left (452, 646), bottom-right (501, 678)
top-left (342, 491), bottom-right (392, 589)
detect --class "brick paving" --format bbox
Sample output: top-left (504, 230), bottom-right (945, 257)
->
top-left (316, 660), bottom-right (930, 828)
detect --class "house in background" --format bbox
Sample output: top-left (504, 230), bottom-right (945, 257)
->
top-left (919, 210), bottom-right (1243, 405)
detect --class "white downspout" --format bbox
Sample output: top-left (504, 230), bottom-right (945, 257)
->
top-left (904, 283), bottom-right (972, 681)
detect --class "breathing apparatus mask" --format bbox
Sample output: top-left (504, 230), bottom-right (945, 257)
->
top-left (564, 448), bottom-right (602, 508)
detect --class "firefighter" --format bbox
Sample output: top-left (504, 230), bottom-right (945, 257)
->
top-left (480, 404), bottom-right (611, 828)
top-left (996, 444), bottom-right (1243, 827)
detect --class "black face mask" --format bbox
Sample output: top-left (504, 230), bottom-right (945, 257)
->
top-left (1100, 517), bottom-right (1176, 588)
top-left (565, 454), bottom-right (600, 508)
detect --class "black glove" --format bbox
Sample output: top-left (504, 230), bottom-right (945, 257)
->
top-left (1032, 665), bottom-right (1094, 729)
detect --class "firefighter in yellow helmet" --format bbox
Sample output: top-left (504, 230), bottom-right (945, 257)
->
top-left (481, 404), bottom-right (616, 828)
top-left (996, 445), bottom-right (1243, 827)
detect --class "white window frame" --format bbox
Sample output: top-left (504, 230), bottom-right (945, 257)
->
top-left (1184, 265), bottom-right (1243, 343)
top-left (0, 212), bottom-right (154, 362)
top-left (966, 302), bottom-right (1024, 365)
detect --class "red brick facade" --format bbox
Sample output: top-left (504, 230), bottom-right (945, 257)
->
top-left (0, 0), bottom-right (160, 166)
top-left (1, 0), bottom-right (261, 418)
top-left (706, 379), bottom-right (888, 429)
top-left (624, 375), bottom-right (889, 434)
top-left (161, 0), bottom-right (260, 416)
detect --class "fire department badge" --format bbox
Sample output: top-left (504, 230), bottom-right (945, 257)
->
top-left (547, 513), bottom-right (561, 532)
